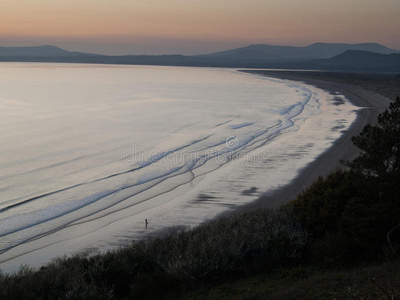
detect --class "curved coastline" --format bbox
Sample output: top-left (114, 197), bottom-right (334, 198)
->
top-left (0, 67), bottom-right (394, 273)
top-left (239, 70), bottom-right (392, 210)
top-left (0, 68), bottom-right (398, 299)
top-left (0, 65), bottom-right (335, 272)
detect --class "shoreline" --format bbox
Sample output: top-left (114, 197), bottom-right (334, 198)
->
top-left (239, 70), bottom-right (392, 210)
top-left (0, 68), bottom-right (394, 273)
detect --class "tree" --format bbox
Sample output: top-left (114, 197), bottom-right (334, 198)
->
top-left (350, 97), bottom-right (400, 186)
top-left (345, 96), bottom-right (400, 255)
top-left (290, 97), bottom-right (400, 261)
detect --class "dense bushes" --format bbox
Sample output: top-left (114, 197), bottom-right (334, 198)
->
top-left (0, 209), bottom-right (308, 299)
top-left (0, 257), bottom-right (115, 300)
top-left (350, 97), bottom-right (400, 183)
top-left (134, 208), bottom-right (308, 280)
top-left (289, 97), bottom-right (400, 262)
top-left (290, 170), bottom-right (356, 238)
top-left (288, 170), bottom-right (388, 262)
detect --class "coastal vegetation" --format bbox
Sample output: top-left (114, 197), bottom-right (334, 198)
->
top-left (290, 97), bottom-right (400, 264)
top-left (0, 97), bottom-right (399, 299)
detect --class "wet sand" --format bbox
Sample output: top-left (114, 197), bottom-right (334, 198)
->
top-left (239, 70), bottom-right (392, 209)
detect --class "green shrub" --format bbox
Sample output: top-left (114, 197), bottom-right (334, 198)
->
top-left (0, 208), bottom-right (308, 299)
top-left (133, 208), bottom-right (309, 280)
top-left (0, 256), bottom-right (114, 300)
top-left (289, 170), bottom-right (356, 238)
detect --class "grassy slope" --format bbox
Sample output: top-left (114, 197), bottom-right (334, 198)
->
top-left (181, 260), bottom-right (400, 300)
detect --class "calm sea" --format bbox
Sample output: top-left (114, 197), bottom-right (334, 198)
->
top-left (0, 63), bottom-right (357, 271)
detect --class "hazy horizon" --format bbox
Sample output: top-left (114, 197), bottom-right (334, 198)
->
top-left (1, 0), bottom-right (400, 56)
top-left (0, 39), bottom-right (399, 57)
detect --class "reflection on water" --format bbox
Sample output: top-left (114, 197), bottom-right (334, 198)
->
top-left (0, 63), bottom-right (357, 271)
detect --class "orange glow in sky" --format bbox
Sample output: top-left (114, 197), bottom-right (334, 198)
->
top-left (1, 0), bottom-right (399, 55)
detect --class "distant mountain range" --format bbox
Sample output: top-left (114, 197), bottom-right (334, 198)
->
top-left (1, 43), bottom-right (399, 72)
top-left (0, 45), bottom-right (93, 57)
top-left (316, 50), bottom-right (400, 71)
top-left (199, 42), bottom-right (400, 61)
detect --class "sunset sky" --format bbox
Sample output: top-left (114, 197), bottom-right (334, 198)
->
top-left (1, 0), bottom-right (399, 55)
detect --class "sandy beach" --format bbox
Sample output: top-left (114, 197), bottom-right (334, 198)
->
top-left (0, 66), bottom-right (395, 272)
top-left (240, 70), bottom-right (393, 209)
top-left (2, 65), bottom-right (343, 271)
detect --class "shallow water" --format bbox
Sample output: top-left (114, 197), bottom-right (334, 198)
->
top-left (0, 63), bottom-right (357, 271)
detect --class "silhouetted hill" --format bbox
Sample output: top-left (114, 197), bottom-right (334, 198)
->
top-left (308, 50), bottom-right (400, 71)
top-left (200, 42), bottom-right (399, 61)
top-left (0, 45), bottom-right (95, 57)
top-left (1, 44), bottom-right (400, 72)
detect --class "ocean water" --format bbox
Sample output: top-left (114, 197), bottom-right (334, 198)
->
top-left (0, 63), bottom-right (357, 271)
